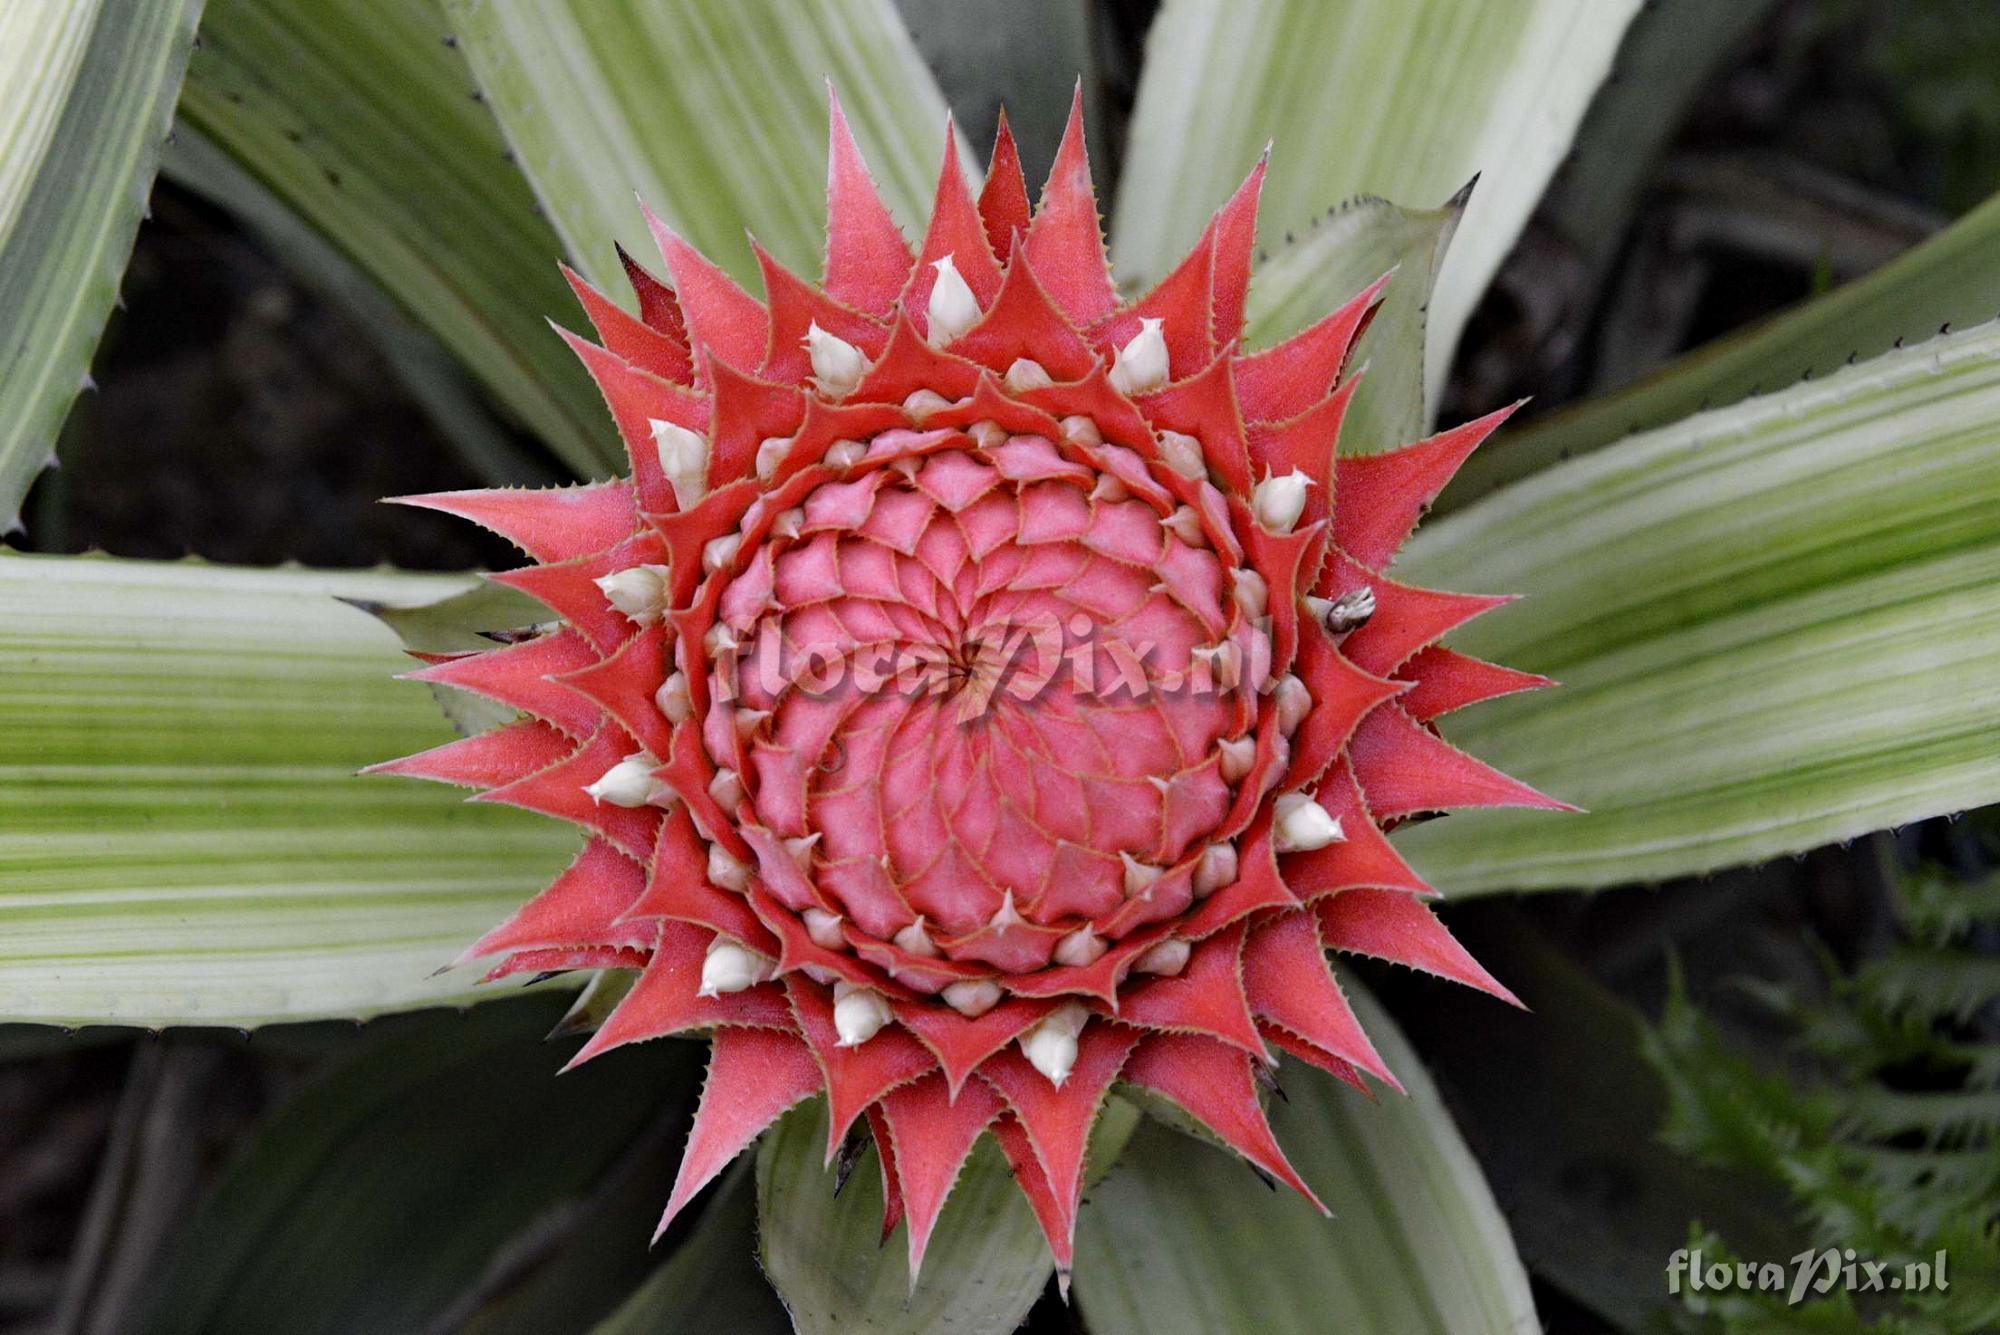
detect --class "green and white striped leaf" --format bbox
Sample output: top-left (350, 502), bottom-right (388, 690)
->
top-left (441, 0), bottom-right (959, 290)
top-left (0, 0), bottom-right (202, 531)
top-left (179, 0), bottom-right (615, 478)
top-left (1112, 0), bottom-right (1641, 405)
top-left (1073, 987), bottom-right (1539, 1335)
top-left (0, 554), bottom-right (576, 1027)
top-left (756, 1097), bottom-right (1055, 1335)
top-left (1245, 191), bottom-right (1468, 456)
top-left (1456, 187), bottom-right (2000, 503)
top-left (1396, 321), bottom-right (2000, 892)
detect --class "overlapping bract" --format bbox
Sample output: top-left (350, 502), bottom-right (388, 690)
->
top-left (377, 91), bottom-right (1564, 1280)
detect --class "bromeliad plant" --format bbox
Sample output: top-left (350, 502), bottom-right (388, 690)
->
top-left (9, 1), bottom-right (2000, 1331)
top-left (374, 98), bottom-right (1563, 1278)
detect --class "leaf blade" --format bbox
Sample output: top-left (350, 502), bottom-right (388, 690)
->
top-left (440, 0), bottom-right (959, 289)
top-left (0, 0), bottom-right (203, 529)
top-left (1455, 187), bottom-right (2000, 503)
top-left (1245, 192), bottom-right (1468, 455)
top-left (1112, 0), bottom-right (1641, 402)
top-left (1396, 321), bottom-right (2000, 891)
top-left (0, 553), bottom-right (578, 1027)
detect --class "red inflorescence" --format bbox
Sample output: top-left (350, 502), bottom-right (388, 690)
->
top-left (375, 91), bottom-right (1566, 1279)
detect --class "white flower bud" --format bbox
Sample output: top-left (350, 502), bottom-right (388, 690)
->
top-left (655, 671), bottom-right (692, 724)
top-left (702, 532), bottom-right (741, 573)
top-left (941, 978), bottom-right (1002, 1017)
top-left (1274, 792), bottom-right (1345, 852)
top-left (1232, 568), bottom-right (1268, 620)
top-left (967, 418), bottom-right (1008, 449)
top-left (803, 907), bottom-right (846, 951)
top-left (1217, 735), bottom-right (1256, 783)
top-left (832, 982), bottom-right (892, 1046)
top-left (593, 564), bottom-right (670, 624)
top-left (925, 254), bottom-right (980, 346)
top-left (754, 435), bottom-right (791, 480)
top-left (1108, 317), bottom-right (1169, 396)
top-left (706, 842), bottom-right (751, 892)
top-left (1120, 852), bottom-right (1164, 899)
top-left (1059, 414), bottom-right (1103, 447)
top-left (1252, 468), bottom-right (1313, 533)
top-left (825, 438), bottom-right (867, 469)
top-left (1162, 504), bottom-right (1205, 545)
top-left (783, 833), bottom-right (820, 871)
top-left (582, 751), bottom-right (671, 808)
top-left (708, 766), bottom-right (745, 811)
top-left (1274, 674), bottom-right (1312, 735)
top-left (1003, 358), bottom-right (1053, 392)
top-left (1133, 938), bottom-right (1191, 977)
top-left (1052, 925), bottom-right (1106, 968)
top-left (805, 321), bottom-right (866, 398)
top-left (1193, 842), bottom-right (1237, 898)
top-left (1019, 1002), bottom-right (1090, 1086)
top-left (698, 939), bottom-right (771, 996)
top-left (893, 917), bottom-right (940, 959)
top-left (902, 388), bottom-right (953, 418)
top-left (1157, 428), bottom-right (1206, 480)
top-left (649, 418), bottom-right (709, 508)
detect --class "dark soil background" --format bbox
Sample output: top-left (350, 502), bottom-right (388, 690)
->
top-left (6, 1), bottom-right (1998, 1331)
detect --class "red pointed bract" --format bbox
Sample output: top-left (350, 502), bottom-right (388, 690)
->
top-left (1233, 275), bottom-right (1389, 425)
top-left (978, 111), bottom-right (1032, 263)
top-left (949, 256), bottom-right (1099, 381)
top-left (1348, 703), bottom-right (1574, 819)
top-left (822, 90), bottom-right (915, 317)
top-left (1021, 90), bottom-right (1117, 327)
top-left (1115, 922), bottom-right (1266, 1057)
top-left (1207, 156), bottom-right (1267, 351)
top-left (1319, 887), bottom-right (1521, 1006)
top-left (892, 995), bottom-right (1054, 1098)
top-left (616, 242), bottom-right (692, 349)
top-left (461, 837), bottom-right (649, 964)
top-left (993, 1116), bottom-right (1072, 1272)
top-left (404, 629), bottom-right (604, 740)
top-left (1242, 909), bottom-right (1401, 1089)
top-left (876, 1072), bottom-right (1004, 1273)
top-left (1334, 402), bottom-right (1518, 570)
top-left (645, 206), bottom-right (770, 373)
top-left (564, 263), bottom-right (695, 387)
top-left (1397, 646), bottom-right (1552, 722)
top-left (569, 922), bottom-right (792, 1070)
top-left (1281, 759), bottom-right (1432, 901)
top-left (476, 724), bottom-right (662, 859)
top-left (978, 1023), bottom-right (1136, 1255)
top-left (866, 1103), bottom-right (906, 1240)
top-left (366, 718), bottom-right (572, 791)
top-left (555, 326), bottom-right (705, 515)
top-left (1121, 1033), bottom-right (1325, 1211)
top-left (393, 482), bottom-right (638, 567)
top-left (656, 1026), bottom-right (823, 1237)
